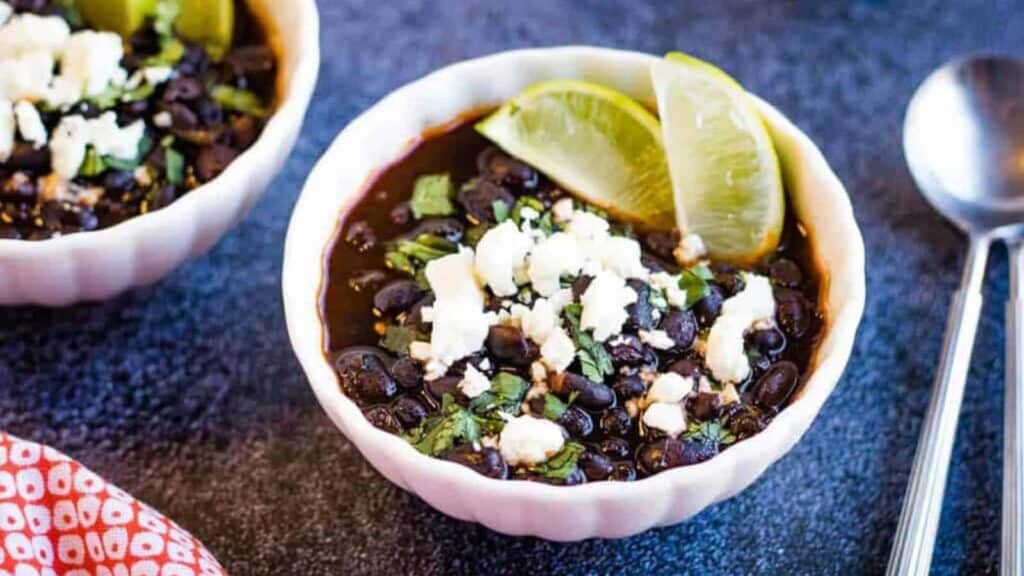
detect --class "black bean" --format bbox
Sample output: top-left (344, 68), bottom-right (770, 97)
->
top-left (571, 275), bottom-right (593, 299)
top-left (666, 357), bottom-right (701, 379)
top-left (486, 325), bottom-right (535, 366)
top-left (558, 406), bottom-right (594, 438)
top-left (712, 267), bottom-right (744, 295)
top-left (693, 285), bottom-right (725, 328)
top-left (457, 178), bottom-right (514, 223)
top-left (560, 468), bottom-right (588, 486)
top-left (146, 184), bottom-right (177, 211)
top-left (600, 408), bottom-right (633, 436)
top-left (165, 77), bottom-right (203, 102)
top-left (196, 144), bottom-right (239, 182)
top-left (625, 279), bottom-right (657, 331)
top-left (364, 406), bottom-right (400, 433)
top-left (659, 309), bottom-right (697, 351)
top-left (178, 46), bottom-right (212, 76)
top-left (688, 392), bottom-right (721, 421)
top-left (6, 143), bottom-right (49, 172)
top-left (579, 451), bottom-right (615, 481)
top-left (610, 461), bottom-right (637, 481)
top-left (401, 294), bottom-right (435, 331)
top-left (608, 334), bottom-right (645, 367)
top-left (334, 347), bottom-right (398, 404)
top-left (554, 373), bottom-right (616, 411)
top-left (776, 290), bottom-right (813, 339)
top-left (477, 147), bottom-right (540, 190)
top-left (426, 375), bottom-right (461, 401)
top-left (409, 218), bottom-right (464, 243)
top-left (391, 397), bottom-right (428, 430)
top-left (727, 404), bottom-right (769, 439)
top-left (389, 202), bottom-right (412, 226)
top-left (770, 259), bottom-right (803, 288)
top-left (612, 374), bottom-right (647, 400)
top-left (347, 269), bottom-right (388, 293)
top-left (196, 99), bottom-right (224, 125)
top-left (373, 279), bottom-right (424, 316)
top-left (224, 45), bottom-right (276, 76)
top-left (163, 101), bottom-right (199, 129)
top-left (599, 437), bottom-right (631, 459)
top-left (636, 440), bottom-right (673, 476)
top-left (670, 439), bottom-right (719, 467)
top-left (344, 220), bottom-right (376, 252)
top-left (755, 361), bottom-right (800, 409)
top-left (641, 230), bottom-right (678, 262)
top-left (446, 446), bottom-right (508, 479)
top-left (103, 170), bottom-right (135, 193)
top-left (748, 327), bottom-right (786, 354)
top-left (390, 357), bottom-right (423, 390)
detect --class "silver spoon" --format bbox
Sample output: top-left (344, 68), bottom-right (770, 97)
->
top-left (891, 55), bottom-right (1024, 576)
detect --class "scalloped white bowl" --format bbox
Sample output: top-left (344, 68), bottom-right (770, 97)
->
top-left (0, 0), bottom-right (320, 306)
top-left (284, 46), bottom-right (865, 541)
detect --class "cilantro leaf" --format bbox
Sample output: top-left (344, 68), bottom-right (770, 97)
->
top-left (563, 303), bottom-right (614, 382)
top-left (379, 325), bottom-right (422, 355)
top-left (396, 233), bottom-right (457, 263)
top-left (79, 147), bottom-right (108, 177)
top-left (541, 391), bottom-right (579, 421)
top-left (530, 442), bottom-right (585, 480)
top-left (405, 394), bottom-right (482, 457)
top-left (410, 173), bottom-right (455, 219)
top-left (469, 372), bottom-right (528, 414)
top-left (683, 420), bottom-right (737, 446)
top-left (510, 196), bottom-right (545, 224)
top-left (385, 251), bottom-right (415, 276)
top-left (211, 85), bottom-right (270, 118)
top-left (678, 264), bottom-right (715, 308)
top-left (492, 200), bottom-right (510, 223)
top-left (165, 147), bottom-right (185, 185)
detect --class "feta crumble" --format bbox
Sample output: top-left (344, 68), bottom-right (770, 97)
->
top-left (59, 30), bottom-right (127, 97)
top-left (638, 329), bottom-right (675, 350)
top-left (580, 271), bottom-right (638, 342)
top-left (600, 235), bottom-right (647, 279)
top-left (645, 372), bottom-right (694, 405)
top-left (642, 402), bottom-right (687, 437)
top-left (705, 274), bottom-right (776, 383)
top-left (0, 99), bottom-right (13, 161)
top-left (498, 415), bottom-right (565, 466)
top-left (551, 197), bottom-right (574, 222)
top-left (674, 233), bottom-right (707, 266)
top-left (14, 100), bottom-right (45, 147)
top-left (0, 13), bottom-right (70, 59)
top-left (49, 113), bottom-right (145, 179)
top-left (458, 365), bottom-right (491, 399)
top-left (475, 220), bottom-right (533, 297)
top-left (527, 232), bottom-right (583, 296)
top-left (540, 326), bottom-right (576, 373)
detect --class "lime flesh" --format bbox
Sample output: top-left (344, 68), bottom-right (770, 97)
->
top-left (76, 0), bottom-right (157, 37)
top-left (652, 53), bottom-right (785, 265)
top-left (176, 0), bottom-right (235, 59)
top-left (476, 80), bottom-right (675, 230)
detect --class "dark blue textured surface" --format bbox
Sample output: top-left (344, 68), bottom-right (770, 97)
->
top-left (2, 1), bottom-right (1024, 574)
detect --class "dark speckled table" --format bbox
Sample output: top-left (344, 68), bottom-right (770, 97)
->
top-left (2, 1), bottom-right (1024, 574)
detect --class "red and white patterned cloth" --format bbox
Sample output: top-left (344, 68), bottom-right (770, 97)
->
top-left (0, 432), bottom-right (228, 576)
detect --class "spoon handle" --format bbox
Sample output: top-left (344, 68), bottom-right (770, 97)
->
top-left (888, 234), bottom-right (991, 576)
top-left (1005, 242), bottom-right (1024, 576)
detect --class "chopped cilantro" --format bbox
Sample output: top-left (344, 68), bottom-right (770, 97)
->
top-left (678, 264), bottom-right (715, 308)
top-left (395, 233), bottom-right (457, 263)
top-left (379, 325), bottom-right (421, 355)
top-left (79, 147), bottom-right (107, 177)
top-left (530, 442), bottom-right (585, 480)
top-left (410, 173), bottom-right (455, 219)
top-left (405, 395), bottom-right (482, 457)
top-left (684, 420), bottom-right (737, 446)
top-left (492, 200), bottom-right (510, 223)
top-left (164, 147), bottom-right (185, 185)
top-left (211, 85), bottom-right (270, 118)
top-left (541, 391), bottom-right (579, 421)
top-left (563, 303), bottom-right (614, 382)
top-left (385, 251), bottom-right (415, 276)
top-left (536, 211), bottom-right (555, 235)
top-left (469, 372), bottom-right (528, 415)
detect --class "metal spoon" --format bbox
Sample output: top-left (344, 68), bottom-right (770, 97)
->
top-left (890, 55), bottom-right (1024, 576)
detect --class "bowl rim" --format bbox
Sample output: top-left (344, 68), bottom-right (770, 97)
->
top-left (0, 0), bottom-right (321, 255)
top-left (284, 46), bottom-right (865, 504)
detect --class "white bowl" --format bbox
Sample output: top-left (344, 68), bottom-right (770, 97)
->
top-left (283, 46), bottom-right (865, 541)
top-left (0, 0), bottom-right (320, 306)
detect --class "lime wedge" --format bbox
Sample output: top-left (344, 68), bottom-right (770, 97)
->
top-left (176, 0), bottom-right (235, 60)
top-left (476, 80), bottom-right (675, 230)
top-left (652, 53), bottom-right (785, 265)
top-left (76, 0), bottom-right (157, 37)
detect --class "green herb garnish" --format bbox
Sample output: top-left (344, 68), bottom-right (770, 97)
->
top-left (164, 147), bottom-right (185, 185)
top-left (211, 85), bottom-right (269, 118)
top-left (510, 196), bottom-right (545, 224)
top-left (469, 372), bottom-right (528, 415)
top-left (563, 303), bottom-right (614, 382)
top-left (530, 441), bottom-right (585, 480)
top-left (678, 264), bottom-right (715, 308)
top-left (683, 420), bottom-right (737, 446)
top-left (379, 325), bottom-right (422, 355)
top-left (410, 173), bottom-right (455, 219)
top-left (395, 233), bottom-right (457, 263)
top-left (541, 391), bottom-right (579, 421)
top-left (79, 147), bottom-right (107, 177)
top-left (405, 394), bottom-right (482, 457)
top-left (385, 251), bottom-right (415, 276)
top-left (492, 200), bottom-right (510, 223)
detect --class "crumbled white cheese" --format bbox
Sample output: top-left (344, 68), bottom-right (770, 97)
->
top-left (551, 197), bottom-right (574, 223)
top-left (0, 13), bottom-right (70, 59)
top-left (475, 220), bottom-right (533, 297)
top-left (153, 111), bottom-right (172, 128)
top-left (142, 66), bottom-right (174, 85)
top-left (87, 113), bottom-right (144, 160)
top-left (642, 403), bottom-right (687, 437)
top-left (705, 274), bottom-right (776, 383)
top-left (419, 249), bottom-right (496, 380)
top-left (520, 297), bottom-right (559, 345)
top-left (600, 235), bottom-right (647, 279)
top-left (49, 115), bottom-right (89, 179)
top-left (567, 210), bottom-right (610, 241)
top-left (458, 365), bottom-right (491, 399)
top-left (498, 415), bottom-right (565, 466)
top-left (648, 271), bottom-right (688, 309)
top-left (14, 100), bottom-right (45, 147)
top-left (519, 206), bottom-right (540, 222)
top-left (0, 3), bottom-right (12, 26)
top-left (580, 271), bottom-right (638, 342)
top-left (719, 383), bottom-right (740, 405)
top-left (0, 99), bottom-right (13, 161)
top-left (540, 326), bottom-right (575, 373)
top-left (527, 232), bottom-right (583, 296)
top-left (59, 30), bottom-right (127, 97)
top-left (0, 51), bottom-right (55, 102)
top-left (646, 372), bottom-right (694, 405)
top-left (530, 361), bottom-right (548, 384)
top-left (43, 75), bottom-right (79, 108)
top-left (638, 329), bottom-right (675, 351)
top-left (674, 233), bottom-right (707, 266)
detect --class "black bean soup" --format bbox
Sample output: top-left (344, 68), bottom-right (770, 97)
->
top-left (322, 114), bottom-right (824, 485)
top-left (0, 0), bottom-right (276, 240)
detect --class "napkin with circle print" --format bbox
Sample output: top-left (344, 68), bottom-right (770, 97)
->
top-left (0, 432), bottom-right (228, 576)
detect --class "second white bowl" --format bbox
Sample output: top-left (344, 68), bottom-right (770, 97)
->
top-left (284, 46), bottom-right (865, 540)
